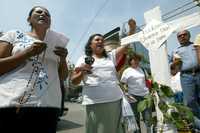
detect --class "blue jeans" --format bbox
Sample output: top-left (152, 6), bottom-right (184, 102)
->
top-left (180, 72), bottom-right (200, 128)
top-left (174, 92), bottom-right (183, 103)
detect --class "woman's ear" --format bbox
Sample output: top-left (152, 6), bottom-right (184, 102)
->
top-left (27, 17), bottom-right (31, 26)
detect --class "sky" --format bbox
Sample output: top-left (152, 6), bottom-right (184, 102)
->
top-left (0, 0), bottom-right (199, 64)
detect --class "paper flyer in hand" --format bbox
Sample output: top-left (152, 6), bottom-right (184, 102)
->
top-left (44, 29), bottom-right (69, 61)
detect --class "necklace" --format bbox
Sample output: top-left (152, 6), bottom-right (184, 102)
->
top-left (16, 50), bottom-right (46, 113)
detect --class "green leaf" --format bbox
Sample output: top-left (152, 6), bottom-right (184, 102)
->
top-left (166, 111), bottom-right (185, 129)
top-left (158, 101), bottom-right (168, 112)
top-left (152, 81), bottom-right (159, 91)
top-left (160, 85), bottom-right (174, 97)
top-left (144, 94), bottom-right (151, 99)
top-left (164, 113), bottom-right (173, 122)
top-left (137, 100), bottom-right (148, 112)
top-left (171, 112), bottom-right (182, 120)
top-left (172, 103), bottom-right (194, 122)
top-left (144, 94), bottom-right (153, 108)
top-left (174, 120), bottom-right (185, 129)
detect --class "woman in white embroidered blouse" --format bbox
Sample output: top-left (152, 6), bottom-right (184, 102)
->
top-left (0, 6), bottom-right (68, 133)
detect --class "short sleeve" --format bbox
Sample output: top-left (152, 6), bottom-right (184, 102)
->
top-left (0, 30), bottom-right (17, 44)
top-left (120, 69), bottom-right (128, 84)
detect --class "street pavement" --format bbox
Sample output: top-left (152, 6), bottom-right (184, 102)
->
top-left (56, 102), bottom-right (200, 133)
top-left (56, 102), bottom-right (148, 133)
top-left (57, 102), bottom-right (85, 133)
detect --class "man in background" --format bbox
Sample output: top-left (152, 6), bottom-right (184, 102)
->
top-left (172, 30), bottom-right (200, 130)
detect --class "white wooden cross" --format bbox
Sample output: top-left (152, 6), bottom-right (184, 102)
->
top-left (121, 6), bottom-right (200, 87)
top-left (121, 6), bottom-right (200, 132)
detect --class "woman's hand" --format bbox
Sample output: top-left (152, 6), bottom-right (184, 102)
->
top-left (75, 64), bottom-right (93, 74)
top-left (26, 41), bottom-right (47, 57)
top-left (54, 46), bottom-right (68, 80)
top-left (0, 41), bottom-right (46, 75)
top-left (53, 46), bottom-right (68, 59)
top-left (71, 64), bottom-right (92, 85)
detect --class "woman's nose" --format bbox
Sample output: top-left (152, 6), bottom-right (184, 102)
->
top-left (40, 11), bottom-right (49, 17)
top-left (98, 40), bottom-right (103, 43)
top-left (41, 11), bottom-right (46, 16)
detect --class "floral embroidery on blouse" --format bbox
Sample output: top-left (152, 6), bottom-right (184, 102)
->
top-left (14, 30), bottom-right (48, 101)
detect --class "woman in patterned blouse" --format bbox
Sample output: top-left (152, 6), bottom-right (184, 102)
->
top-left (0, 6), bottom-right (68, 133)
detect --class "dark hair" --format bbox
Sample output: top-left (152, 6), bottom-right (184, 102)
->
top-left (128, 18), bottom-right (136, 25)
top-left (0, 32), bottom-right (3, 37)
top-left (28, 6), bottom-right (51, 27)
top-left (128, 53), bottom-right (142, 65)
top-left (85, 34), bottom-right (107, 57)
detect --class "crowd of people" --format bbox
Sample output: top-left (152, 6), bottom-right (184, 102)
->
top-left (0, 5), bottom-right (200, 133)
